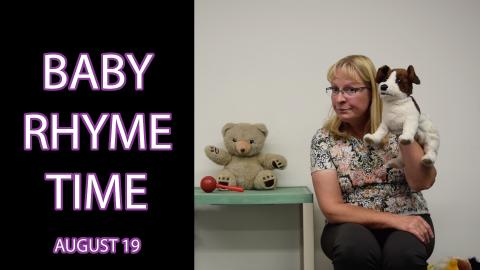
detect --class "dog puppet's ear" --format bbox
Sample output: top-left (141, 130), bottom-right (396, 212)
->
top-left (407, 65), bottom-right (420, 84)
top-left (375, 65), bottom-right (390, 83)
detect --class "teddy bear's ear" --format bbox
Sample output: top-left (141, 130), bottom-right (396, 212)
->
top-left (254, 123), bottom-right (268, 137)
top-left (375, 65), bottom-right (390, 83)
top-left (407, 65), bottom-right (421, 85)
top-left (222, 123), bottom-right (235, 136)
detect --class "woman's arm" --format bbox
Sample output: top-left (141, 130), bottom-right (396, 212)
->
top-left (311, 169), bottom-right (434, 243)
top-left (399, 141), bottom-right (436, 191)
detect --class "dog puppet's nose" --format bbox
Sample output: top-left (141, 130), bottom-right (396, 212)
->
top-left (380, 84), bottom-right (388, 91)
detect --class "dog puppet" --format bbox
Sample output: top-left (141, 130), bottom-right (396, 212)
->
top-left (363, 65), bottom-right (440, 168)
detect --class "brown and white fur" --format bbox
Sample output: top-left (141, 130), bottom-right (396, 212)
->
top-left (364, 65), bottom-right (440, 168)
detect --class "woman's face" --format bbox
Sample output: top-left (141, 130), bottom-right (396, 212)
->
top-left (330, 69), bottom-right (371, 126)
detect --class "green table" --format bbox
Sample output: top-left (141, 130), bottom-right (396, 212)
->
top-left (195, 186), bottom-right (314, 270)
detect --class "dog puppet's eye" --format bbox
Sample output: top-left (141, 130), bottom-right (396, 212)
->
top-left (249, 139), bottom-right (255, 144)
top-left (395, 78), bottom-right (401, 83)
top-left (232, 138), bottom-right (237, 142)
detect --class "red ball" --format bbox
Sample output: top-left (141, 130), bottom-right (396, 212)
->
top-left (200, 176), bottom-right (217, 193)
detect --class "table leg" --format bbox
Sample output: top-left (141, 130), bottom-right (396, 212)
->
top-left (302, 203), bottom-right (314, 270)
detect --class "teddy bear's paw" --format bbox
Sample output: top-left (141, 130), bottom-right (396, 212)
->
top-left (254, 171), bottom-right (277, 189)
top-left (217, 176), bottom-right (230, 186)
top-left (399, 134), bottom-right (413, 145)
top-left (208, 146), bottom-right (220, 155)
top-left (262, 174), bottom-right (276, 188)
top-left (272, 159), bottom-right (286, 169)
top-left (217, 175), bottom-right (235, 187)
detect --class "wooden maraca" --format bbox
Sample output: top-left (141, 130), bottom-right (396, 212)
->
top-left (200, 176), bottom-right (244, 193)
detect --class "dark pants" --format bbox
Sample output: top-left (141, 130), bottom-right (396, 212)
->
top-left (321, 214), bottom-right (434, 270)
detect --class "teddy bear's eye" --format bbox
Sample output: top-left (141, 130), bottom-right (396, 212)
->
top-left (232, 138), bottom-right (237, 142)
top-left (396, 78), bottom-right (401, 83)
top-left (249, 139), bottom-right (255, 144)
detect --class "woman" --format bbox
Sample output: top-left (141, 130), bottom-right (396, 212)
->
top-left (310, 55), bottom-right (436, 270)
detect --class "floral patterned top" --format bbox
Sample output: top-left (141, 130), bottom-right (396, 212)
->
top-left (310, 128), bottom-right (429, 215)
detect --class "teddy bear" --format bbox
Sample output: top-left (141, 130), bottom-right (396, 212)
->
top-left (204, 122), bottom-right (287, 190)
top-left (363, 65), bottom-right (440, 168)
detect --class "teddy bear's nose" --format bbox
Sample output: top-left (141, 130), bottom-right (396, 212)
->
top-left (236, 141), bottom-right (251, 154)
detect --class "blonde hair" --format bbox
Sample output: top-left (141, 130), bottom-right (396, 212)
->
top-left (323, 55), bottom-right (382, 139)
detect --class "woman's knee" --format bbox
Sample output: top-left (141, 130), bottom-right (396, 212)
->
top-left (325, 223), bottom-right (381, 267)
top-left (383, 248), bottom-right (428, 270)
top-left (383, 231), bottom-right (429, 270)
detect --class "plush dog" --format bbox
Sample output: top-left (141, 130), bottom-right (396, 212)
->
top-left (363, 65), bottom-right (440, 168)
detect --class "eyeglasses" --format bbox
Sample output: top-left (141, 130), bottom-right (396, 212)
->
top-left (326, 86), bottom-right (369, 96)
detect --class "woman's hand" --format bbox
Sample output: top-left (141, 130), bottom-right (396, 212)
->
top-left (393, 215), bottom-right (434, 243)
